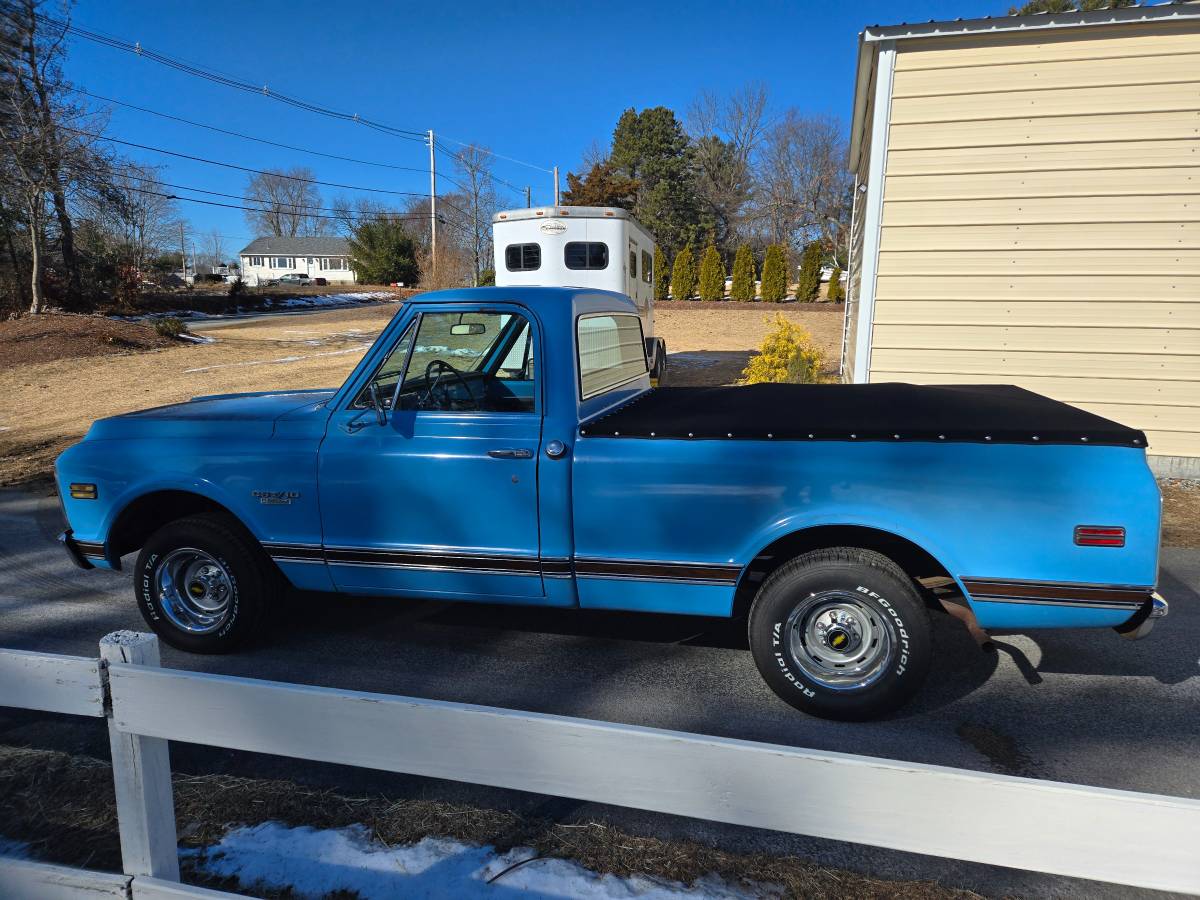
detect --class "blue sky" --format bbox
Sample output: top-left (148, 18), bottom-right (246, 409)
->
top-left (62, 0), bottom-right (1002, 256)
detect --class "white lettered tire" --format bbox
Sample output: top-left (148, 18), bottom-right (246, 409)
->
top-left (748, 547), bottom-right (931, 721)
top-left (134, 514), bottom-right (277, 653)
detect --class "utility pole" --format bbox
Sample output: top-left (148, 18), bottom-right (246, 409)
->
top-left (179, 222), bottom-right (186, 282)
top-left (553, 166), bottom-right (560, 206)
top-left (525, 186), bottom-right (531, 209)
top-left (428, 129), bottom-right (437, 284)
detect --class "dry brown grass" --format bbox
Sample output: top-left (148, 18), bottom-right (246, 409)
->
top-left (0, 744), bottom-right (981, 899)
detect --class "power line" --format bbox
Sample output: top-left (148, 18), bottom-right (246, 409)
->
top-left (61, 126), bottom-right (473, 218)
top-left (36, 12), bottom-right (429, 142)
top-left (104, 181), bottom-right (471, 235)
top-left (435, 142), bottom-right (525, 195)
top-left (440, 134), bottom-right (552, 175)
top-left (67, 86), bottom-right (475, 194)
top-left (31, 12), bottom-right (546, 197)
top-left (102, 172), bottom-right (447, 223)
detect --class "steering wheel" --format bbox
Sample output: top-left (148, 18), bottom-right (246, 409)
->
top-left (420, 359), bottom-right (479, 410)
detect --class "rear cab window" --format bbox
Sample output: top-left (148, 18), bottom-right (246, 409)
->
top-left (577, 314), bottom-right (647, 400)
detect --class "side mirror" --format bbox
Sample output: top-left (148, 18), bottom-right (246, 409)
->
top-left (451, 322), bottom-right (486, 336)
top-left (367, 382), bottom-right (387, 425)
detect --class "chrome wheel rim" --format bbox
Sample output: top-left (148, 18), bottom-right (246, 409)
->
top-left (155, 548), bottom-right (233, 634)
top-left (784, 591), bottom-right (894, 691)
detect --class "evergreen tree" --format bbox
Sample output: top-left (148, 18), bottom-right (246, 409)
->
top-left (670, 245), bottom-right (696, 301)
top-left (653, 245), bottom-right (670, 301)
top-left (826, 266), bottom-right (844, 302)
top-left (698, 243), bottom-right (725, 301)
top-left (348, 216), bottom-right (420, 285)
top-left (608, 107), bottom-right (710, 253)
top-left (760, 244), bottom-right (787, 303)
top-left (795, 242), bottom-right (823, 302)
top-left (730, 244), bottom-right (755, 302)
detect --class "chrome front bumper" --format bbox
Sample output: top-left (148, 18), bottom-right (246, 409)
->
top-left (1115, 592), bottom-right (1168, 640)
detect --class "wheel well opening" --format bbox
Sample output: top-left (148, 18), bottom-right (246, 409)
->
top-left (108, 491), bottom-right (235, 561)
top-left (731, 525), bottom-right (953, 619)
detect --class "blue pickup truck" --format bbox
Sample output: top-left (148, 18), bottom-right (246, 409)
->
top-left (56, 287), bottom-right (1167, 720)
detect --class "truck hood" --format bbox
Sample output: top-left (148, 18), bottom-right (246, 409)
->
top-left (85, 389), bottom-right (337, 441)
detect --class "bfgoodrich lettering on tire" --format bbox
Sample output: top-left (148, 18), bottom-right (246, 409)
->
top-left (134, 514), bottom-right (277, 653)
top-left (748, 547), bottom-right (931, 721)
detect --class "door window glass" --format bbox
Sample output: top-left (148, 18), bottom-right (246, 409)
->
top-left (356, 320), bottom-right (415, 408)
top-left (397, 311), bottom-right (536, 413)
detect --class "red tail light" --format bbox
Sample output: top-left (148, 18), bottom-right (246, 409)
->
top-left (1075, 526), bottom-right (1125, 547)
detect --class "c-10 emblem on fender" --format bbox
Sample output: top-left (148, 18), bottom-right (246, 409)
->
top-left (252, 491), bottom-right (299, 506)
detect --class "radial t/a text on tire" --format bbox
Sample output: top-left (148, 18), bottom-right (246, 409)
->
top-left (748, 547), bottom-right (931, 721)
top-left (134, 514), bottom-right (276, 653)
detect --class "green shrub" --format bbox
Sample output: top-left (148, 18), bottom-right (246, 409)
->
top-left (730, 244), bottom-right (755, 302)
top-left (760, 244), bottom-right (787, 303)
top-left (154, 317), bottom-right (189, 339)
top-left (228, 278), bottom-right (246, 300)
top-left (742, 314), bottom-right (825, 384)
top-left (698, 244), bottom-right (725, 301)
top-left (478, 268), bottom-right (496, 286)
top-left (795, 242), bottom-right (823, 302)
top-left (670, 245), bottom-right (696, 301)
top-left (826, 266), bottom-right (844, 302)
top-left (653, 246), bottom-right (669, 301)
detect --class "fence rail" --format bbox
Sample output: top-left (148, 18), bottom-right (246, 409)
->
top-left (2, 631), bottom-right (1200, 896)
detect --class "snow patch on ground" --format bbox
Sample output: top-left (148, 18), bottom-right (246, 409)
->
top-left (669, 353), bottom-right (720, 370)
top-left (416, 345), bottom-right (478, 358)
top-left (186, 822), bottom-right (767, 900)
top-left (0, 837), bottom-right (31, 859)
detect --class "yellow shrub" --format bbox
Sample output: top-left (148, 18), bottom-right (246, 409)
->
top-left (742, 314), bottom-right (824, 384)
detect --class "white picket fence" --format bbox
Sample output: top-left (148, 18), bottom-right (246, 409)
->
top-left (1, 631), bottom-right (1199, 898)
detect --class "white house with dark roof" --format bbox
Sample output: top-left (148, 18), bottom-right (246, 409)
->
top-left (238, 236), bottom-right (357, 285)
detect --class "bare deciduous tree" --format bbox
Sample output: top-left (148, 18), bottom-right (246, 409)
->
top-left (687, 83), bottom-right (770, 245)
top-left (98, 164), bottom-right (181, 274)
top-left (755, 112), bottom-right (852, 258)
top-left (203, 228), bottom-right (226, 270)
top-left (330, 195), bottom-right (390, 237)
top-left (243, 167), bottom-right (325, 237)
top-left (452, 145), bottom-right (501, 285)
top-left (1, 0), bottom-right (74, 312)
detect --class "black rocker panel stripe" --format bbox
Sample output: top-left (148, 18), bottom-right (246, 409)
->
top-left (961, 577), bottom-right (1150, 610)
top-left (263, 544), bottom-right (737, 585)
top-left (573, 558), bottom-right (740, 585)
top-left (75, 540), bottom-right (107, 559)
top-left (324, 547), bottom-right (542, 575)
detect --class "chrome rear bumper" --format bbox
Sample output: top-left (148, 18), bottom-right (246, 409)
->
top-left (1115, 592), bottom-right (1168, 640)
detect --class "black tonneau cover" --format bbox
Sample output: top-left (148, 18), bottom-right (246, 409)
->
top-left (579, 384), bottom-right (1146, 448)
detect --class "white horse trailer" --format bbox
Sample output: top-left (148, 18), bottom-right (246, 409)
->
top-left (492, 206), bottom-right (667, 383)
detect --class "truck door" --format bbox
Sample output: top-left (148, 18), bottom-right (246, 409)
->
top-left (318, 304), bottom-right (551, 603)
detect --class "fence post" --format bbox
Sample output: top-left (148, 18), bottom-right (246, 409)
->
top-left (100, 631), bottom-right (181, 882)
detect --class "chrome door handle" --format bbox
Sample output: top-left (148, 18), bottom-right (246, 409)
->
top-left (487, 448), bottom-right (533, 459)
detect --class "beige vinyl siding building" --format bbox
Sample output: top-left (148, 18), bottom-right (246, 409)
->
top-left (842, 4), bottom-right (1200, 476)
